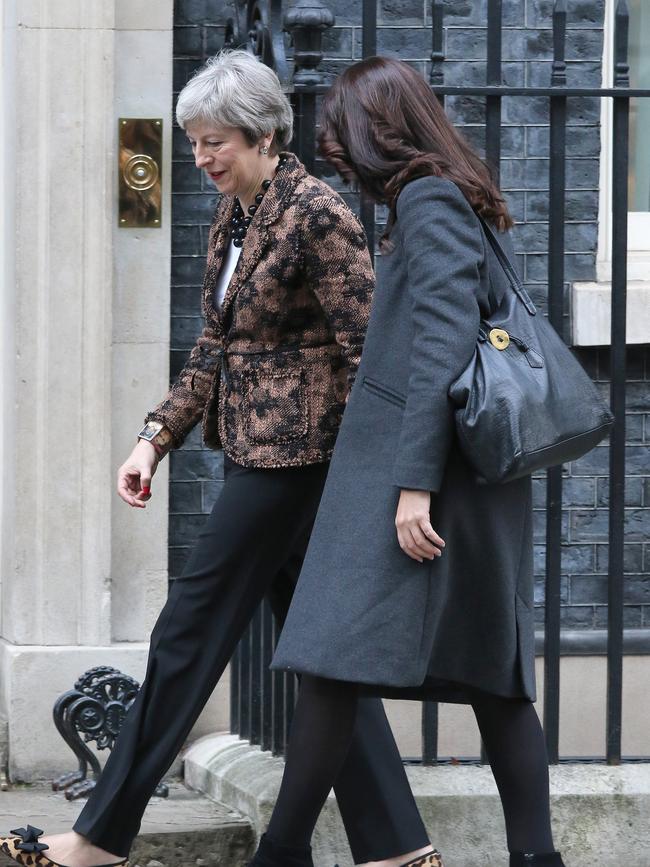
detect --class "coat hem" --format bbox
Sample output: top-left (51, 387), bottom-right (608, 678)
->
top-left (269, 660), bottom-right (536, 704)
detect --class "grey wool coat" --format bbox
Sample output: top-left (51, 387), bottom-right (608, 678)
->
top-left (271, 175), bottom-right (536, 703)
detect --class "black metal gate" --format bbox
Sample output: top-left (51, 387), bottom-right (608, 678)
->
top-left (225, 0), bottom-right (650, 765)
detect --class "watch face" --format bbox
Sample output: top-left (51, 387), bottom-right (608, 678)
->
top-left (140, 422), bottom-right (162, 441)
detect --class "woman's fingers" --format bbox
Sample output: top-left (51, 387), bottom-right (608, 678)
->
top-left (395, 489), bottom-right (445, 563)
top-left (117, 466), bottom-right (147, 508)
top-left (406, 528), bottom-right (428, 561)
top-left (396, 526), bottom-right (429, 562)
top-left (136, 469), bottom-right (152, 502)
top-left (396, 528), bottom-right (421, 562)
top-left (421, 521), bottom-right (446, 550)
top-left (397, 521), bottom-right (445, 562)
top-left (410, 524), bottom-right (442, 559)
top-left (117, 447), bottom-right (159, 508)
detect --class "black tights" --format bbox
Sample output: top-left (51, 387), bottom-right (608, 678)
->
top-left (266, 677), bottom-right (554, 859)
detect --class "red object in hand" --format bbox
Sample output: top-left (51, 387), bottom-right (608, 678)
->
top-left (141, 486), bottom-right (151, 495)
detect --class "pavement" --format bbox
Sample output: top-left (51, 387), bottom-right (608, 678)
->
top-left (0, 780), bottom-right (254, 867)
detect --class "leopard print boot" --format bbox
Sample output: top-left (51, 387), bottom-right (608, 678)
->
top-left (400, 851), bottom-right (444, 867)
top-left (0, 825), bottom-right (129, 867)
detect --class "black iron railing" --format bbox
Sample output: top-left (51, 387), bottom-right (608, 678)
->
top-left (225, 0), bottom-right (650, 765)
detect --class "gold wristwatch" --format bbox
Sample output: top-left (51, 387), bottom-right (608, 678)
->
top-left (137, 421), bottom-right (174, 458)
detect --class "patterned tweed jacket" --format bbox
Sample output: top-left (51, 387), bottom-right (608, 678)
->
top-left (146, 152), bottom-right (374, 468)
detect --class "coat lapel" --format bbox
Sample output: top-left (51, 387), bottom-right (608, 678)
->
top-left (202, 196), bottom-right (234, 330)
top-left (218, 152), bottom-right (306, 325)
top-left (219, 217), bottom-right (270, 322)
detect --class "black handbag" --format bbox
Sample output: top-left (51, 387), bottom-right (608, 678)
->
top-left (448, 217), bottom-right (614, 485)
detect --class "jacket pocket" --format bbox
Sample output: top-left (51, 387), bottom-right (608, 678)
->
top-left (242, 370), bottom-right (309, 445)
top-left (361, 376), bottom-right (407, 408)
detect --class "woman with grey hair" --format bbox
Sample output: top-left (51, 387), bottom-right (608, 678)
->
top-left (1, 50), bottom-right (437, 867)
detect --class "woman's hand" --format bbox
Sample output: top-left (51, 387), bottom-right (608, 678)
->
top-left (395, 489), bottom-right (446, 563)
top-left (117, 440), bottom-right (159, 508)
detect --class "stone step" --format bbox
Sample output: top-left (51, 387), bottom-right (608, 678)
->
top-left (184, 733), bottom-right (650, 867)
top-left (0, 780), bottom-right (254, 867)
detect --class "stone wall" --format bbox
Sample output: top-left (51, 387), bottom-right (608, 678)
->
top-left (170, 0), bottom-right (650, 632)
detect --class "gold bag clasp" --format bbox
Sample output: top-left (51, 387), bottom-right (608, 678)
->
top-left (489, 328), bottom-right (510, 350)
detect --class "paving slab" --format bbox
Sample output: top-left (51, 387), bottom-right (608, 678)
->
top-left (0, 781), bottom-right (254, 867)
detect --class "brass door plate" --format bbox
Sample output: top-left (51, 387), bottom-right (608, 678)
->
top-left (118, 118), bottom-right (162, 228)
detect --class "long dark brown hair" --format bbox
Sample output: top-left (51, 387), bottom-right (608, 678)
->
top-left (318, 56), bottom-right (513, 250)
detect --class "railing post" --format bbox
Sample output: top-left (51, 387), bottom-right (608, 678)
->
top-left (424, 1), bottom-right (444, 762)
top-left (361, 0), bottom-right (377, 60)
top-left (230, 644), bottom-right (241, 735)
top-left (239, 621), bottom-right (252, 741)
top-left (271, 617), bottom-right (286, 755)
top-left (359, 0), bottom-right (377, 262)
top-left (607, 0), bottom-right (630, 766)
top-left (485, 0), bottom-right (502, 179)
top-left (284, 0), bottom-right (335, 175)
top-left (421, 702), bottom-right (439, 766)
top-left (430, 0), bottom-right (445, 95)
top-left (249, 604), bottom-right (263, 745)
top-left (543, 0), bottom-right (568, 767)
top-left (260, 600), bottom-right (275, 752)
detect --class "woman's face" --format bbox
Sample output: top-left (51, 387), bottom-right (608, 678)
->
top-left (185, 121), bottom-right (267, 198)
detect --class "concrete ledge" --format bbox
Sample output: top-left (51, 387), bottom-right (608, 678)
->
top-left (0, 640), bottom-right (229, 782)
top-left (571, 280), bottom-right (650, 345)
top-left (184, 733), bottom-right (650, 867)
top-left (0, 641), bottom-right (150, 782)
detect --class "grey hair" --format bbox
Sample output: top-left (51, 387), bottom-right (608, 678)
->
top-left (176, 49), bottom-right (293, 153)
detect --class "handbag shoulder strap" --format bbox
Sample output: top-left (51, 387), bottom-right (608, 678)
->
top-left (477, 215), bottom-right (537, 316)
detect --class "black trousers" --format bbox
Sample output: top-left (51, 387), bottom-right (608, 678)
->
top-left (73, 456), bottom-right (429, 863)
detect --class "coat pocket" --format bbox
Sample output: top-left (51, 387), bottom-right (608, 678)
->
top-left (242, 369), bottom-right (309, 445)
top-left (361, 376), bottom-right (407, 408)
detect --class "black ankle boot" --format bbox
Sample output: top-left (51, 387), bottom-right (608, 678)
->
top-left (248, 833), bottom-right (314, 867)
top-left (510, 853), bottom-right (566, 867)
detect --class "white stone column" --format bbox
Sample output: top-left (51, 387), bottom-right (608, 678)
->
top-left (0, 0), bottom-right (174, 781)
top-left (110, 3), bottom-right (174, 642)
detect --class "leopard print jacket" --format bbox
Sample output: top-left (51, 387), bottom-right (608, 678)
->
top-left (146, 152), bottom-right (374, 468)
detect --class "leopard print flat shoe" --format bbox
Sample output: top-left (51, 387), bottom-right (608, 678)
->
top-left (0, 825), bottom-right (129, 867)
top-left (400, 851), bottom-right (444, 867)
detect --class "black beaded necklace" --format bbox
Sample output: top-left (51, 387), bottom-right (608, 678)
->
top-left (230, 154), bottom-right (288, 248)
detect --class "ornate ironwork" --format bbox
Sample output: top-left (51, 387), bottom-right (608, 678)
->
top-left (224, 0), bottom-right (247, 50)
top-left (284, 0), bottom-right (334, 88)
top-left (218, 1), bottom-right (335, 92)
top-left (222, 2), bottom-right (292, 88)
top-left (51, 666), bottom-right (169, 801)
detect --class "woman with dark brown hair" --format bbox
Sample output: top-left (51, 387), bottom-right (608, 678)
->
top-left (247, 57), bottom-right (567, 867)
